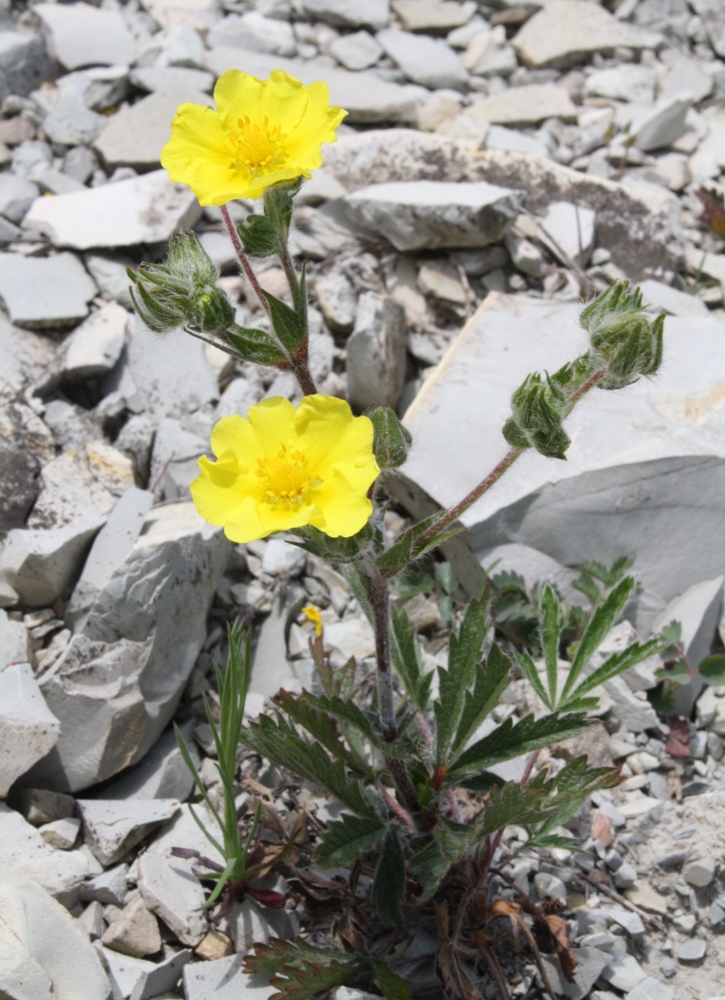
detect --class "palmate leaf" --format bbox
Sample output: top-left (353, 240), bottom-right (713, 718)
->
top-left (274, 690), bottom-right (369, 775)
top-left (450, 642), bottom-right (512, 756)
top-left (225, 324), bottom-right (288, 366)
top-left (434, 597), bottom-right (487, 764)
top-left (376, 510), bottom-right (463, 575)
top-left (446, 711), bottom-right (587, 783)
top-left (316, 814), bottom-right (387, 867)
top-left (513, 648), bottom-right (549, 707)
top-left (477, 781), bottom-right (549, 837)
top-left (244, 938), bottom-right (357, 977)
top-left (300, 693), bottom-right (415, 760)
top-left (266, 290), bottom-right (306, 352)
top-left (372, 827), bottom-right (406, 927)
top-left (391, 608), bottom-right (434, 712)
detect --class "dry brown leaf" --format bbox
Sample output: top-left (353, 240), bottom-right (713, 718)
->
top-left (590, 810), bottom-right (613, 848)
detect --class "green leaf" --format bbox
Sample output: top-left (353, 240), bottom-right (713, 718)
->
top-left (435, 561), bottom-right (457, 596)
top-left (539, 584), bottom-right (561, 706)
top-left (266, 290), bottom-right (306, 352)
top-left (559, 576), bottom-right (635, 703)
top-left (316, 814), bottom-right (387, 867)
top-left (391, 608), bottom-right (433, 712)
top-left (369, 958), bottom-right (413, 1000)
top-left (564, 636), bottom-right (666, 706)
top-left (237, 213), bottom-right (278, 257)
top-left (408, 839), bottom-right (451, 902)
top-left (274, 690), bottom-right (369, 775)
top-left (394, 571), bottom-right (435, 600)
top-left (699, 654), bottom-right (725, 685)
top-left (447, 712), bottom-right (587, 780)
top-left (376, 511), bottom-right (463, 575)
top-left (512, 649), bottom-right (549, 707)
top-left (225, 324), bottom-right (287, 366)
top-left (372, 827), bottom-right (406, 927)
top-left (451, 643), bottom-right (512, 756)
top-left (244, 938), bottom-right (356, 978)
top-left (434, 597), bottom-right (487, 764)
top-left (477, 781), bottom-right (548, 837)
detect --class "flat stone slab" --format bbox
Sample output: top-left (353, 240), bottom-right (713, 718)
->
top-left (390, 292), bottom-right (725, 606)
top-left (0, 663), bottom-right (60, 798)
top-left (22, 170), bottom-right (202, 250)
top-left (464, 84), bottom-right (577, 128)
top-left (0, 252), bottom-right (97, 329)
top-left (77, 798), bottom-right (180, 866)
top-left (183, 954), bottom-right (277, 1000)
top-left (36, 1), bottom-right (135, 70)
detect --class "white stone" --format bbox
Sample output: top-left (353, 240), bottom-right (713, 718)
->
top-left (346, 291), bottom-right (407, 410)
top-left (84, 251), bottom-right (136, 309)
top-left (42, 90), bottom-right (106, 146)
top-left (205, 50), bottom-right (421, 126)
top-left (0, 520), bottom-right (103, 608)
top-left (250, 596), bottom-right (298, 698)
top-left (505, 230), bottom-right (546, 278)
top-left (660, 53), bottom-right (713, 104)
top-left (148, 418), bottom-right (207, 502)
top-left (377, 29), bottom-right (468, 91)
top-left (39, 816), bottom-right (81, 850)
top-left (683, 856), bottom-right (716, 887)
top-left (77, 798), bottom-right (180, 867)
top-left (137, 852), bottom-right (207, 946)
top-left (484, 125), bottom-right (549, 158)
top-left (328, 30), bottom-right (382, 71)
top-left (586, 64), bottom-right (657, 105)
top-left (464, 85), bottom-right (577, 128)
top-left (26, 503), bottom-right (228, 792)
top-left (224, 898), bottom-right (296, 954)
top-left (0, 173), bottom-right (39, 223)
top-left (685, 246), bottom-right (725, 287)
top-left (148, 801), bottom-right (224, 868)
top-left (23, 170), bottom-right (202, 251)
top-left (314, 269), bottom-right (357, 334)
top-left (28, 445), bottom-right (128, 531)
top-left (0, 867), bottom-right (111, 1000)
top-left (262, 538), bottom-right (306, 576)
top-left (0, 31), bottom-right (55, 103)
top-left (639, 278), bottom-right (709, 319)
top-left (130, 64), bottom-right (214, 95)
top-left (393, 0), bottom-right (476, 32)
top-left (0, 609), bottom-right (30, 670)
top-left (678, 938), bottom-right (707, 962)
top-left (688, 106), bottom-right (725, 182)
top-left (36, 2), bottom-right (135, 71)
top-left (324, 616), bottom-right (375, 664)
top-left (602, 953), bottom-right (647, 993)
top-left (390, 294), bottom-right (725, 606)
top-left (102, 721), bottom-right (197, 802)
top-left (100, 945), bottom-right (191, 1000)
top-left (80, 864), bottom-right (129, 905)
top-left (216, 376), bottom-right (265, 419)
top-left (626, 978), bottom-right (675, 1000)
top-left (513, 0), bottom-right (648, 70)
top-left (342, 179), bottom-right (523, 252)
top-left (0, 251), bottom-right (97, 329)
top-left (298, 0), bottom-right (389, 30)
top-left (0, 662), bottom-right (60, 798)
top-left (462, 27), bottom-right (516, 78)
top-left (691, 0), bottom-right (725, 58)
top-left (588, 621), bottom-right (660, 693)
top-left (207, 12), bottom-right (296, 56)
top-left (630, 96), bottom-right (692, 152)
top-left (183, 954), bottom-right (277, 1000)
top-left (536, 200), bottom-right (596, 266)
top-left (61, 303), bottom-right (127, 382)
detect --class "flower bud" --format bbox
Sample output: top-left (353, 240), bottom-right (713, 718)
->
top-left (187, 286), bottom-right (236, 337)
top-left (503, 371), bottom-right (571, 459)
top-left (580, 281), bottom-right (664, 387)
top-left (369, 406), bottom-right (412, 469)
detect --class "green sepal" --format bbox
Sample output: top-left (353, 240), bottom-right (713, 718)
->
top-left (289, 522), bottom-right (378, 564)
top-left (237, 214), bottom-right (278, 258)
top-left (225, 324), bottom-right (288, 366)
top-left (369, 407), bottom-right (412, 469)
top-left (266, 290), bottom-right (307, 352)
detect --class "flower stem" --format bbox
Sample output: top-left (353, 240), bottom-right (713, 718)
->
top-left (220, 204), bottom-right (271, 316)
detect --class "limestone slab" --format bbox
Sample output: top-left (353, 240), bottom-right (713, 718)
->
top-left (465, 85), bottom-right (577, 128)
top-left (77, 798), bottom-right (180, 866)
top-left (0, 520), bottom-right (104, 608)
top-left (377, 29), bottom-right (468, 91)
top-left (36, 2), bottom-right (135, 70)
top-left (137, 852), bottom-right (207, 946)
top-left (0, 662), bottom-right (60, 798)
top-left (61, 302), bottom-right (128, 382)
top-left (0, 251), bottom-right (97, 328)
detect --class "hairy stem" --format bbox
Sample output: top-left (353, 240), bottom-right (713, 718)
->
top-left (220, 205), bottom-right (271, 316)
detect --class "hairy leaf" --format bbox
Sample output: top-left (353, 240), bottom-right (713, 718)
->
top-left (369, 958), bottom-right (413, 1000)
top-left (451, 642), bottom-right (512, 756)
top-left (564, 635), bottom-right (665, 706)
top-left (275, 690), bottom-right (368, 775)
top-left (225, 324), bottom-right (287, 366)
top-left (408, 839), bottom-right (451, 902)
top-left (376, 511), bottom-right (463, 575)
top-left (372, 827), bottom-right (406, 927)
top-left (539, 584), bottom-right (561, 705)
top-left (478, 781), bottom-right (549, 837)
top-left (391, 608), bottom-right (434, 712)
top-left (316, 814), bottom-right (387, 867)
top-left (513, 648), bottom-right (549, 707)
top-left (244, 938), bottom-right (357, 977)
top-left (434, 597), bottom-right (487, 764)
top-left (699, 654), bottom-right (725, 685)
top-left (266, 290), bottom-right (306, 352)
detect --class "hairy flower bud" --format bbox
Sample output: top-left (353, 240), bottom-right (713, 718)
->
top-left (503, 371), bottom-right (571, 459)
top-left (369, 406), bottom-right (412, 469)
top-left (580, 281), bottom-right (664, 388)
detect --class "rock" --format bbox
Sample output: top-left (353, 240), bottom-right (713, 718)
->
top-left (0, 172), bottom-right (38, 223)
top-left (101, 895), bottom-right (161, 959)
top-left (377, 29), bottom-right (468, 91)
top-left (346, 291), bottom-right (406, 411)
top-left (602, 953), bottom-right (647, 993)
top-left (138, 852), bottom-right (207, 947)
top-left (61, 302), bottom-right (127, 382)
top-left (328, 30), bottom-right (382, 70)
top-left (0, 662), bottom-right (60, 799)
top-left (207, 12), bottom-right (296, 56)
top-left (55, 64), bottom-right (130, 113)
top-left (205, 50), bottom-right (421, 126)
top-left (42, 90), bottom-right (106, 146)
top-left (0, 520), bottom-right (103, 608)
top-left (77, 899), bottom-right (104, 939)
top-left (24, 502), bottom-right (228, 793)
top-left (343, 179), bottom-right (522, 251)
top-left (586, 64), bottom-right (657, 105)
top-left (23, 169), bottom-right (202, 250)
top-left (148, 801), bottom-right (223, 868)
top-left (183, 954), bottom-right (277, 1000)
top-left (533, 871), bottom-right (567, 904)
top-left (590, 621), bottom-right (660, 693)
top-left (464, 85), bottom-right (577, 128)
top-left (0, 31), bottom-right (56, 103)
top-left (36, 1), bottom-right (135, 71)
top-left (78, 798), bottom-right (179, 867)
top-left (513, 0), bottom-right (648, 70)
top-left (625, 979), bottom-right (675, 1000)
top-left (683, 857), bottom-right (716, 887)
top-left (0, 867), bottom-right (111, 1000)
top-left (94, 85), bottom-right (213, 172)
top-left (389, 294), bottom-right (725, 605)
top-left (685, 246), bottom-right (725, 287)
top-left (691, 0), bottom-right (725, 58)
top-left (392, 0), bottom-right (476, 32)
top-left (678, 938), bottom-right (707, 962)
top-left (314, 269), bottom-right (357, 334)
top-left (102, 721), bottom-right (197, 802)
top-left (462, 26), bottom-right (517, 78)
top-left (324, 616), bottom-right (375, 666)
top-left (629, 96), bottom-right (692, 153)
top-left (80, 865), bottom-right (129, 906)
top-left (141, 23), bottom-right (206, 69)
top-left (250, 595), bottom-right (299, 698)
top-left (625, 884), bottom-right (668, 916)
top-left (297, 0), bottom-right (389, 30)
top-left (323, 131), bottom-right (683, 279)
top-left (505, 230), bottom-right (546, 279)
top-left (639, 278), bottom-right (709, 319)
top-left (130, 64), bottom-right (214, 94)
top-left (688, 107), bottom-right (725, 183)
top-left (0, 801), bottom-right (89, 905)
top-left (65, 488), bottom-right (154, 631)
top-left (196, 929), bottom-right (234, 961)
top-left (418, 259), bottom-right (467, 308)
top-left (262, 538), bottom-right (306, 576)
top-left (84, 251), bottom-right (136, 309)
top-left (216, 376), bottom-right (264, 420)
top-left (536, 200), bottom-right (596, 266)
top-left (660, 52), bottom-right (713, 104)
top-left (100, 945), bottom-right (191, 1000)
top-left (0, 609), bottom-right (29, 669)
top-left (653, 577), bottom-right (724, 715)
top-left (148, 418), bottom-right (207, 502)
top-left (62, 143), bottom-right (98, 183)
top-left (0, 250), bottom-right (97, 329)
top-left (18, 787), bottom-right (75, 826)
top-left (225, 898), bottom-right (296, 954)
top-left (29, 444), bottom-right (130, 530)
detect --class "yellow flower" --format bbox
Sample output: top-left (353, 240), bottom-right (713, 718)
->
top-left (160, 69), bottom-right (347, 206)
top-left (191, 395), bottom-right (379, 543)
top-left (302, 605), bottom-right (323, 637)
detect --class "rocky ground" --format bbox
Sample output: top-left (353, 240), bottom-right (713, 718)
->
top-left (1, 0), bottom-right (725, 998)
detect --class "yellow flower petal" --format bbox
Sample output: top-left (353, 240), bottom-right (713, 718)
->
top-left (308, 471), bottom-right (374, 538)
top-left (283, 81), bottom-right (347, 173)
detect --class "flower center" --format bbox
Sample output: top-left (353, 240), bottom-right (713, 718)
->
top-left (228, 116), bottom-right (287, 175)
top-left (255, 444), bottom-right (319, 506)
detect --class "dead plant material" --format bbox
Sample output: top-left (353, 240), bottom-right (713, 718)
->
top-left (696, 186), bottom-right (725, 238)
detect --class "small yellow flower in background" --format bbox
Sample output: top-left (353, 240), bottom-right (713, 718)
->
top-left (160, 69), bottom-right (346, 206)
top-left (191, 395), bottom-right (379, 543)
top-left (302, 605), bottom-right (323, 637)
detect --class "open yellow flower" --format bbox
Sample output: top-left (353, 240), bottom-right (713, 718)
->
top-left (191, 395), bottom-right (379, 543)
top-left (160, 69), bottom-right (347, 206)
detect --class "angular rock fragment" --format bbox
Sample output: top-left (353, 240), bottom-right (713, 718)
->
top-left (0, 663), bottom-right (60, 798)
top-left (463, 85), bottom-right (577, 128)
top-left (101, 895), bottom-right (162, 958)
top-left (346, 291), bottom-right (406, 410)
top-left (377, 29), bottom-right (469, 91)
top-left (138, 852), bottom-right (208, 946)
top-left (77, 798), bottom-right (180, 866)
top-left (183, 953), bottom-right (276, 1000)
top-left (0, 520), bottom-right (103, 607)
top-left (0, 31), bottom-right (56, 102)
top-left (100, 945), bottom-right (191, 1000)
top-left (298, 0), bottom-right (390, 30)
top-left (102, 720), bottom-right (197, 802)
top-left (0, 251), bottom-right (97, 328)
top-left (36, 1), bottom-right (135, 71)
top-left (61, 302), bottom-right (128, 383)
top-left (28, 446), bottom-right (127, 530)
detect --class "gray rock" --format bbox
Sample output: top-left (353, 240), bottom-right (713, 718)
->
top-left (678, 938), bottom-right (707, 962)
top-left (148, 418), bottom-right (208, 502)
top-left (216, 376), bottom-right (264, 419)
top-left (0, 520), bottom-right (103, 608)
top-left (586, 64), bottom-right (657, 105)
top-left (101, 895), bottom-right (161, 959)
top-left (205, 50), bottom-right (421, 126)
top-left (389, 294), bottom-right (725, 605)
top-left (462, 26), bottom-right (517, 78)
top-left (36, 1), bottom-right (135, 71)
top-left (639, 278), bottom-right (709, 319)
top-left (691, 0), bottom-right (725, 58)
top-left (42, 90), bottom-right (106, 146)
top-left (0, 609), bottom-right (30, 670)
top-left (630, 96), bottom-right (692, 152)
top-left (343, 179), bottom-right (522, 252)
top-left (29, 165), bottom-right (86, 196)
top-left (29, 443), bottom-right (132, 530)
top-left (80, 863), bottom-right (129, 905)
top-left (56, 64), bottom-right (130, 112)
top-left (138, 852), bottom-right (207, 946)
top-left (328, 30), bottom-right (382, 70)
top-left (346, 291), bottom-right (406, 411)
top-left (84, 251), bottom-right (136, 309)
top-left (100, 945), bottom-right (191, 1000)
top-left (262, 538), bottom-right (306, 576)
top-left (225, 898), bottom-right (296, 953)
top-left (314, 269), bottom-right (357, 333)
top-left (0, 172), bottom-right (38, 223)
top-left (464, 85), bottom-right (577, 128)
top-left (536, 200), bottom-right (596, 266)
top-left (77, 798), bottom-right (180, 866)
top-left (140, 23), bottom-right (205, 70)
top-left (625, 979), bottom-right (674, 1000)
top-left (65, 487), bottom-right (154, 631)
top-left (102, 721), bottom-right (197, 802)
top-left (11, 137), bottom-right (53, 177)
top-left (0, 662), bottom-right (60, 798)
top-left (22, 169), bottom-right (202, 250)
top-left (393, 0), bottom-right (476, 32)
top-left (130, 64), bottom-right (214, 94)
top-left (62, 144), bottom-right (98, 184)
top-left (589, 621), bottom-right (660, 693)
top-left (183, 954), bottom-right (276, 1000)
top-left (77, 899), bottom-right (104, 939)
top-left (659, 52), bottom-right (713, 104)
top-left (0, 868), bottom-right (111, 1000)
top-left (533, 871), bottom-right (566, 904)
top-left (61, 302), bottom-right (127, 382)
top-left (602, 953), bottom-right (647, 993)
top-left (17, 787), bottom-right (75, 827)
top-left (505, 229), bottom-right (546, 279)
top-left (24, 502), bottom-right (228, 792)
top-left (0, 251), bottom-right (98, 328)
top-left (377, 29), bottom-right (468, 91)
top-left (94, 84), bottom-right (213, 172)
top-left (207, 12), bottom-right (296, 56)
top-left (513, 0), bottom-right (649, 70)
top-left (298, 0), bottom-right (389, 30)
top-left (148, 801), bottom-right (223, 867)
top-left (250, 594), bottom-right (299, 698)
top-left (683, 856), bottom-right (716, 887)
top-left (0, 31), bottom-right (55, 103)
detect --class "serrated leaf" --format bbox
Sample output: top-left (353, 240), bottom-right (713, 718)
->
top-left (376, 511), bottom-right (463, 575)
top-left (513, 648), bottom-right (549, 707)
top-left (560, 576), bottom-right (635, 703)
top-left (699, 654), bottom-right (725, 685)
top-left (478, 781), bottom-right (549, 837)
top-left (435, 561), bottom-right (457, 596)
top-left (451, 643), bottom-right (512, 756)
top-left (447, 712), bottom-right (587, 780)
top-left (270, 960), bottom-right (358, 998)
top-left (237, 213), bottom-right (278, 257)
top-left (266, 290), bottom-right (307, 352)
top-left (456, 770), bottom-right (504, 793)
top-left (369, 958), bottom-right (413, 1000)
top-left (408, 839), bottom-right (451, 902)
top-left (244, 938), bottom-right (355, 977)
top-left (434, 597), bottom-right (487, 764)
top-left (391, 608), bottom-right (433, 712)
top-left (274, 690), bottom-right (369, 775)
top-left (225, 324), bottom-right (287, 366)
top-left (539, 584), bottom-right (561, 706)
top-left (564, 635), bottom-right (665, 707)
top-left (372, 827), bottom-right (406, 927)
top-left (316, 814), bottom-right (386, 867)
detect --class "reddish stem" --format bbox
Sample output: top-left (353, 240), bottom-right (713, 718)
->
top-left (220, 204), bottom-right (271, 316)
